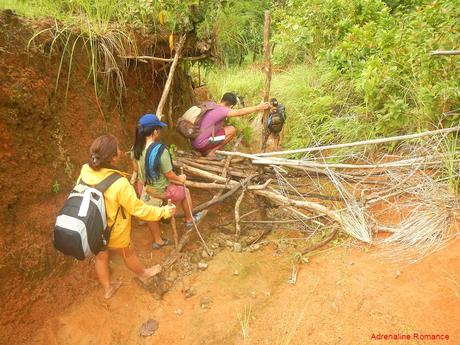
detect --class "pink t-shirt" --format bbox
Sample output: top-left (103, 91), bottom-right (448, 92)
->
top-left (191, 102), bottom-right (230, 149)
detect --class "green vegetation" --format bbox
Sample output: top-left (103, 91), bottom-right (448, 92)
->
top-left (2, 0), bottom-right (459, 152)
top-left (204, 0), bottom-right (460, 152)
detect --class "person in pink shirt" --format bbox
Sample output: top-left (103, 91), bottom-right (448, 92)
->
top-left (191, 92), bottom-right (269, 160)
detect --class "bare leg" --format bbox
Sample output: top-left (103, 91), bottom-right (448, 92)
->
top-left (273, 134), bottom-right (280, 150)
top-left (182, 187), bottom-right (193, 222)
top-left (113, 246), bottom-right (161, 281)
top-left (95, 250), bottom-right (121, 299)
top-left (206, 126), bottom-right (236, 158)
top-left (148, 221), bottom-right (165, 245)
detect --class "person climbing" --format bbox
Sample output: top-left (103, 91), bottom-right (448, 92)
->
top-left (78, 134), bottom-right (176, 299)
top-left (132, 114), bottom-right (202, 249)
top-left (262, 98), bottom-right (286, 151)
top-left (191, 92), bottom-right (270, 160)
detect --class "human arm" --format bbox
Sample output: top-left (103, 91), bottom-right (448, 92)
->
top-left (130, 159), bottom-right (138, 185)
top-left (116, 178), bottom-right (175, 220)
top-left (165, 170), bottom-right (186, 185)
top-left (227, 102), bottom-right (269, 118)
top-left (160, 149), bottom-right (186, 185)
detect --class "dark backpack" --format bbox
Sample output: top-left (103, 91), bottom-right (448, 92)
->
top-left (53, 173), bottom-right (123, 260)
top-left (176, 103), bottom-right (216, 139)
top-left (268, 104), bottom-right (286, 133)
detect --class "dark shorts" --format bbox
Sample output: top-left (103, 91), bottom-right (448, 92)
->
top-left (194, 128), bottom-right (226, 153)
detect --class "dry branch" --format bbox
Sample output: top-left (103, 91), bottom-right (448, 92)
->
top-left (218, 126), bottom-right (460, 157)
top-left (156, 34), bottom-right (186, 119)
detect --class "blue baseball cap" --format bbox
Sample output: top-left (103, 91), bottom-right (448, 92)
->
top-left (138, 114), bottom-right (167, 128)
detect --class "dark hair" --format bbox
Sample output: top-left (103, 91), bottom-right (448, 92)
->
top-left (88, 134), bottom-right (119, 171)
top-left (220, 92), bottom-right (238, 107)
top-left (133, 124), bottom-right (161, 160)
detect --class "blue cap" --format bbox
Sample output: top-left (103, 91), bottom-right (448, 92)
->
top-left (138, 114), bottom-right (167, 128)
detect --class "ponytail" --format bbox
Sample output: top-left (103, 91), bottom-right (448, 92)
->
top-left (133, 124), bottom-right (160, 160)
top-left (88, 134), bottom-right (118, 171)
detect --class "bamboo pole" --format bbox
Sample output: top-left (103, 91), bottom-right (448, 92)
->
top-left (430, 50), bottom-right (460, 56)
top-left (223, 126), bottom-right (460, 158)
top-left (156, 35), bottom-right (186, 120)
top-left (261, 10), bottom-right (272, 151)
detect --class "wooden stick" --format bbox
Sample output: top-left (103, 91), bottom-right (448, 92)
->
top-left (156, 35), bottom-right (186, 120)
top-left (235, 190), bottom-right (245, 238)
top-left (250, 126), bottom-right (460, 157)
top-left (430, 50), bottom-right (460, 56)
top-left (173, 161), bottom-right (238, 185)
top-left (120, 54), bottom-right (209, 62)
top-left (251, 156), bottom-right (446, 170)
top-left (183, 179), bottom-right (212, 256)
top-left (177, 157), bottom-right (248, 178)
top-left (261, 10), bottom-right (272, 151)
top-left (168, 199), bottom-right (179, 250)
top-left (167, 73), bottom-right (174, 127)
top-left (184, 180), bottom-right (231, 190)
top-left (253, 189), bottom-right (342, 224)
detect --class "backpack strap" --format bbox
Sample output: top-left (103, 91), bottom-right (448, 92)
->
top-left (94, 173), bottom-right (123, 193)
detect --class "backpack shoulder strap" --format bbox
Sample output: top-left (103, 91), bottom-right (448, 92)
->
top-left (94, 173), bottom-right (123, 193)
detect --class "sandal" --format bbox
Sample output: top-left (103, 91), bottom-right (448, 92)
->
top-left (152, 238), bottom-right (171, 250)
top-left (104, 281), bottom-right (122, 299)
top-left (186, 212), bottom-right (203, 229)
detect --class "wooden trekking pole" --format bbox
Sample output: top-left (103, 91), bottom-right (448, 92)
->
top-left (168, 199), bottom-right (179, 251)
top-left (261, 10), bottom-right (272, 151)
top-left (180, 167), bottom-right (212, 256)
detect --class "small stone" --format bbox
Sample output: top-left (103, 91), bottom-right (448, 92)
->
top-left (250, 291), bottom-right (256, 299)
top-left (198, 262), bottom-right (208, 270)
top-left (225, 240), bottom-right (234, 247)
top-left (395, 270), bottom-right (401, 279)
top-left (252, 244), bottom-right (261, 251)
top-left (200, 296), bottom-right (213, 309)
top-left (233, 270), bottom-right (239, 276)
top-left (174, 308), bottom-right (183, 316)
top-left (168, 270), bottom-right (178, 281)
top-left (201, 250), bottom-right (209, 258)
top-left (184, 287), bottom-right (196, 299)
top-left (233, 243), bottom-right (242, 252)
top-left (211, 243), bottom-right (219, 249)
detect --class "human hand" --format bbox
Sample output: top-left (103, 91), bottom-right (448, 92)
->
top-left (166, 199), bottom-right (177, 217)
top-left (178, 174), bottom-right (187, 184)
top-left (259, 102), bottom-right (270, 111)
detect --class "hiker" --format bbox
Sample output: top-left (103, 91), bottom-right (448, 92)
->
top-left (78, 134), bottom-right (176, 299)
top-left (262, 98), bottom-right (286, 151)
top-left (132, 114), bottom-right (202, 249)
top-left (190, 92), bottom-right (270, 160)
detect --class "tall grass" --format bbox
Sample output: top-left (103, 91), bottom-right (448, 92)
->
top-left (205, 64), bottom-right (374, 152)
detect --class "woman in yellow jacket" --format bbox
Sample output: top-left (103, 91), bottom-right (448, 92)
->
top-left (78, 134), bottom-right (176, 299)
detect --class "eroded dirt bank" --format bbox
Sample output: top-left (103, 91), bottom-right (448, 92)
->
top-left (0, 11), bottom-right (195, 344)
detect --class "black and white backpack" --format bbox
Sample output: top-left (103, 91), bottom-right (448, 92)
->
top-left (53, 173), bottom-right (123, 260)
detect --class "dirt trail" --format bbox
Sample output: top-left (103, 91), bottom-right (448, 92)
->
top-left (30, 216), bottom-right (460, 345)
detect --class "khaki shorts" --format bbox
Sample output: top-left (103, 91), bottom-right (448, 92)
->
top-left (140, 189), bottom-right (163, 207)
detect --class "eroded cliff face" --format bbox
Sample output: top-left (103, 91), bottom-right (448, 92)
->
top-left (0, 10), bottom-right (195, 343)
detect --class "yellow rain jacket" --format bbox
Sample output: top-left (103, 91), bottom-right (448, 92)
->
top-left (77, 164), bottom-right (171, 248)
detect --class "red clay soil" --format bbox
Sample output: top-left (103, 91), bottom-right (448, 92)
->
top-left (0, 11), bottom-right (194, 344)
top-left (28, 209), bottom-right (460, 345)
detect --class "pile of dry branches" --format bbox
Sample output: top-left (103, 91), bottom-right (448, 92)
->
top-left (163, 127), bottom-right (460, 268)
